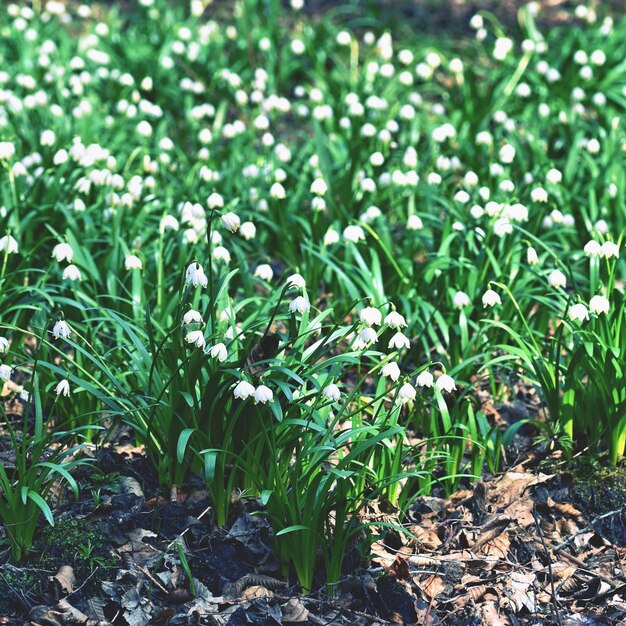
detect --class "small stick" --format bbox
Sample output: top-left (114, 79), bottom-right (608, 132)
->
top-left (533, 506), bottom-right (563, 626)
top-left (553, 506), bottom-right (625, 552)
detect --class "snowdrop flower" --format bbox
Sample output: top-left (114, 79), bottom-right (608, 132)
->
top-left (416, 370), bottom-right (434, 388)
top-left (52, 242), bottom-right (74, 263)
top-left (453, 291), bottom-right (471, 309)
top-left (52, 320), bottom-right (71, 339)
top-left (221, 212), bottom-right (240, 232)
top-left (0, 235), bottom-right (19, 254)
top-left (384, 311), bottom-right (407, 329)
top-left (233, 380), bottom-right (255, 400)
top-left (289, 296), bottom-right (310, 314)
top-left (0, 142), bottom-right (15, 160)
top-left (382, 362), bottom-right (401, 382)
top-left (568, 304), bottom-right (589, 322)
top-left (436, 374), bottom-right (456, 393)
top-left (360, 306), bottom-right (382, 326)
top-left (125, 255), bottom-right (143, 270)
top-left (209, 343), bottom-right (228, 362)
top-left (207, 193), bottom-right (224, 209)
top-left (310, 178), bottom-right (328, 195)
top-left (213, 246), bottom-right (231, 263)
top-left (590, 50), bottom-right (606, 66)
top-left (286, 273), bottom-right (306, 289)
top-left (397, 382), bottom-right (416, 403)
top-left (323, 229), bottom-right (340, 245)
top-left (548, 269), bottom-right (567, 289)
top-left (323, 384), bottom-right (341, 401)
top-left (254, 384), bottom-right (273, 404)
top-left (0, 337), bottom-right (8, 354)
top-left (270, 182), bottom-right (286, 199)
top-left (388, 331), bottom-right (410, 350)
top-left (0, 364), bottom-right (12, 382)
top-left (482, 289), bottom-right (501, 307)
top-left (239, 222), bottom-right (256, 240)
top-left (584, 240), bottom-right (601, 257)
top-left (527, 247), bottom-right (539, 265)
top-left (185, 262), bottom-right (208, 288)
top-left (55, 379), bottom-right (71, 396)
top-left (354, 327), bottom-right (378, 348)
top-left (600, 241), bottom-right (619, 259)
top-left (531, 187), bottom-right (548, 203)
top-left (546, 168), bottom-right (562, 184)
top-left (499, 144), bottom-right (516, 164)
top-left (343, 225), bottom-right (366, 243)
top-left (185, 330), bottom-right (206, 349)
top-left (62, 264), bottom-right (82, 281)
top-left (183, 309), bottom-right (203, 325)
top-left (254, 264), bottom-right (274, 281)
top-left (589, 295), bottom-right (610, 315)
top-left (160, 215), bottom-right (179, 232)
top-left (406, 215), bottom-right (423, 230)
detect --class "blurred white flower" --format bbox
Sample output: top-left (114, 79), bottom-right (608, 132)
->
top-left (52, 242), bottom-right (74, 263)
top-left (286, 273), bottom-right (306, 289)
top-left (213, 246), bottom-right (231, 263)
top-left (254, 264), bottom-right (274, 281)
top-left (185, 330), bottom-right (206, 349)
top-left (527, 247), bottom-right (539, 265)
top-left (568, 304), bottom-right (589, 322)
top-left (436, 374), bottom-right (456, 393)
top-left (416, 370), bottom-right (434, 387)
top-left (289, 296), bottom-right (310, 314)
top-left (0, 364), bottom-right (12, 382)
top-left (240, 221), bottom-right (256, 240)
top-left (125, 254), bottom-right (143, 270)
top-left (482, 289), bottom-right (501, 307)
top-left (323, 384), bottom-right (341, 401)
top-left (382, 362), bottom-right (401, 381)
top-left (52, 320), bottom-right (71, 339)
top-left (62, 264), bottom-right (82, 281)
top-left (55, 379), bottom-right (71, 396)
top-left (0, 337), bottom-right (8, 354)
top-left (323, 229), bottom-right (340, 245)
top-left (600, 241), bottom-right (619, 259)
top-left (546, 168), bottom-right (562, 184)
top-left (398, 382), bottom-right (416, 403)
top-left (209, 343), bottom-right (228, 362)
top-left (406, 215), bottom-right (423, 230)
top-left (0, 235), bottom-right (19, 254)
top-left (343, 225), bottom-right (366, 243)
top-left (453, 291), bottom-right (470, 309)
top-left (499, 144), bottom-right (516, 163)
top-left (548, 269), bottom-right (567, 288)
top-left (589, 295), bottom-right (610, 315)
top-left (355, 327), bottom-right (378, 349)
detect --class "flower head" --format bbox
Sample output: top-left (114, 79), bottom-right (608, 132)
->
top-left (343, 225), bottom-right (366, 243)
top-left (183, 309), bottom-right (203, 325)
top-left (185, 330), bottom-right (206, 349)
top-left (397, 382), bottom-right (416, 403)
top-left (52, 242), bottom-right (74, 263)
top-left (185, 262), bottom-right (208, 288)
top-left (453, 291), bottom-right (471, 309)
top-left (354, 327), bottom-right (378, 349)
top-left (382, 361), bottom-right (401, 381)
top-left (589, 295), bottom-right (610, 315)
top-left (568, 304), bottom-right (589, 322)
top-left (0, 364), bottom-right (12, 382)
top-left (323, 384), bottom-right (341, 401)
top-left (63, 264), bottom-right (82, 281)
top-left (548, 269), bottom-right (567, 289)
top-left (416, 370), bottom-right (434, 388)
top-left (52, 320), bottom-right (72, 340)
top-left (289, 296), bottom-right (310, 314)
top-left (221, 212), bottom-right (241, 232)
top-left (482, 289), bottom-right (501, 307)
top-left (209, 343), bottom-right (228, 362)
top-left (254, 384), bottom-right (274, 404)
top-left (436, 374), bottom-right (456, 393)
top-left (254, 264), bottom-right (274, 281)
top-left (388, 331), bottom-right (410, 350)
top-left (233, 380), bottom-right (255, 400)
top-left (55, 379), bottom-right (71, 396)
top-left (360, 306), bottom-right (382, 326)
top-left (125, 255), bottom-right (143, 270)
top-left (0, 235), bottom-right (18, 254)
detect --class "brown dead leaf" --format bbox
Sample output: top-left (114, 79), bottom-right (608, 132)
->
top-left (281, 598), bottom-right (309, 622)
top-left (480, 600), bottom-right (510, 625)
top-left (505, 571), bottom-right (537, 613)
top-left (241, 585), bottom-right (273, 599)
top-left (389, 554), bottom-right (411, 580)
top-left (52, 565), bottom-right (75, 596)
top-left (419, 575), bottom-right (447, 599)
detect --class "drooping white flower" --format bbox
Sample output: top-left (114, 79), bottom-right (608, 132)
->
top-left (125, 255), bottom-right (143, 270)
top-left (584, 240), bottom-right (602, 257)
top-left (416, 370), bottom-right (434, 388)
top-left (548, 269), bottom-right (567, 289)
top-left (185, 262), bottom-right (208, 288)
top-left (323, 384), bottom-right (341, 401)
top-left (436, 374), bottom-right (456, 393)
top-left (406, 215), bottom-right (423, 230)
top-left (0, 235), bottom-right (18, 254)
top-left (52, 320), bottom-right (72, 339)
top-left (343, 225), bottom-right (366, 243)
top-left (354, 327), bottom-right (378, 349)
top-left (531, 187), bottom-right (548, 203)
top-left (289, 296), bottom-right (310, 314)
top-left (397, 382), bottom-right (416, 403)
top-left (568, 304), bottom-right (589, 322)
top-left (213, 246), bottom-right (231, 263)
top-left (384, 311), bottom-right (407, 329)
top-left (0, 364), bottom-right (12, 382)
top-left (254, 264), bottom-right (274, 281)
top-left (453, 291), bottom-right (471, 309)
top-left (183, 309), bottom-right (203, 325)
top-left (589, 295), bottom-right (610, 315)
top-left (185, 330), bottom-right (206, 349)
top-left (63, 264), bottom-right (82, 281)
top-left (382, 362), bottom-right (401, 382)
top-left (239, 221), bottom-right (256, 240)
top-left (209, 343), bottom-right (228, 362)
top-left (254, 384), bottom-right (273, 404)
top-left (221, 212), bottom-right (240, 232)
top-left (499, 144), bottom-right (516, 163)
top-left (207, 192), bottom-right (224, 209)
top-left (482, 289), bottom-right (501, 307)
top-left (52, 242), bottom-right (74, 263)
top-left (600, 241), bottom-right (619, 259)
top-left (0, 337), bottom-right (8, 353)
top-left (233, 380), bottom-right (255, 400)
top-left (388, 331), bottom-right (410, 350)
top-left (286, 273), bottom-right (306, 289)
top-left (527, 247), bottom-right (539, 265)
top-left (546, 168), bottom-right (562, 184)
top-left (323, 229), bottom-right (340, 245)
top-left (360, 306), bottom-right (382, 326)
top-left (55, 379), bottom-right (71, 396)
top-left (310, 178), bottom-right (328, 195)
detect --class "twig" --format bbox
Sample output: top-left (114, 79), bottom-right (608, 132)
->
top-left (533, 506), bottom-right (563, 626)
top-left (553, 506), bottom-right (625, 552)
top-left (66, 567), bottom-right (100, 599)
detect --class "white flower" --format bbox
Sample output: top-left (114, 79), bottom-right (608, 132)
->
top-left (125, 254), bottom-right (143, 270)
top-left (52, 320), bottom-right (71, 339)
top-left (0, 364), bottom-right (12, 382)
top-left (436, 374), bottom-right (456, 393)
top-left (254, 384), bottom-right (273, 404)
top-left (531, 187), bottom-right (548, 202)
top-left (527, 247), bottom-right (539, 265)
top-left (384, 311), bottom-right (407, 329)
top-left (55, 379), bottom-right (71, 396)
top-left (310, 178), bottom-right (328, 195)
top-left (546, 168), bottom-right (562, 184)
top-left (499, 144), bottom-right (516, 164)
top-left (289, 296), bottom-right (310, 314)
top-left (286, 273), bottom-right (306, 289)
top-left (185, 330), bottom-right (206, 349)
top-left (52, 242), bottom-right (74, 263)
top-left (254, 264), bottom-right (274, 281)
top-left (270, 182), bottom-right (286, 199)
top-left (360, 306), bottom-right (382, 326)
top-left (233, 380), bottom-right (255, 400)
top-left (382, 362), bottom-right (401, 381)
top-left (398, 382), bottom-right (416, 403)
top-left (323, 229), bottom-right (340, 245)
top-left (0, 337), bottom-right (8, 353)
top-left (160, 215), bottom-right (179, 232)
top-left (388, 331), bottom-right (410, 350)
top-left (213, 246), bottom-right (231, 263)
top-left (209, 343), bottom-right (228, 362)
top-left (0, 235), bottom-right (18, 254)
top-left (354, 327), bottom-right (378, 349)
top-left (453, 291), bottom-right (471, 309)
top-left (482, 289), bottom-right (501, 307)
top-left (323, 384), bottom-right (341, 401)
top-left (568, 304), bottom-right (589, 322)
top-left (584, 240), bottom-right (602, 257)
top-left (185, 262), bottom-right (208, 288)
top-left (239, 221), bottom-right (256, 240)
top-left (416, 370), bottom-right (434, 388)
top-left (343, 225), bottom-right (366, 243)
top-left (589, 295), bottom-right (610, 315)
top-left (406, 215), bottom-right (423, 230)
top-left (62, 264), bottom-right (82, 281)
top-left (207, 192), bottom-right (224, 209)
top-left (183, 309), bottom-right (203, 325)
top-left (0, 141), bottom-right (15, 160)
top-left (548, 269), bottom-right (567, 289)
top-left (600, 241), bottom-right (619, 259)
top-left (221, 212), bottom-right (240, 232)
